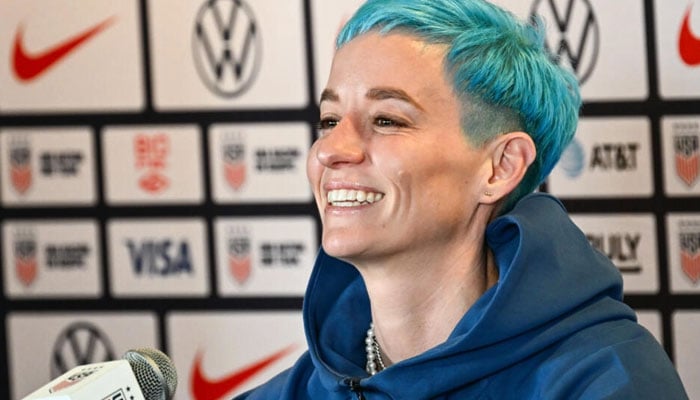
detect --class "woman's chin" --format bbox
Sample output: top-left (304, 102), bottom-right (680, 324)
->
top-left (321, 236), bottom-right (367, 262)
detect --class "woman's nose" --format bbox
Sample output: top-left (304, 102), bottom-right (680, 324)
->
top-left (315, 119), bottom-right (366, 168)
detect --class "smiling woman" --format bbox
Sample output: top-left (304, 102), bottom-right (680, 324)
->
top-left (311, 33), bottom-right (506, 277)
top-left (235, 0), bottom-right (689, 399)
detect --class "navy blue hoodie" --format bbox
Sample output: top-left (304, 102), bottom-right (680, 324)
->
top-left (237, 193), bottom-right (687, 399)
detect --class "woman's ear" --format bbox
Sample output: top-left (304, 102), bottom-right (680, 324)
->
top-left (480, 132), bottom-right (536, 204)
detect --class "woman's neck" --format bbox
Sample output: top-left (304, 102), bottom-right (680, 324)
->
top-left (356, 239), bottom-right (498, 366)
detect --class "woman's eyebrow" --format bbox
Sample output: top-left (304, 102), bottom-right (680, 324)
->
top-left (319, 87), bottom-right (425, 111)
top-left (366, 87), bottom-right (425, 111)
top-left (319, 88), bottom-right (339, 104)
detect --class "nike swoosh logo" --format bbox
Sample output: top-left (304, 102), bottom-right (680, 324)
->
top-left (679, 4), bottom-right (700, 66)
top-left (191, 344), bottom-right (297, 400)
top-left (12, 16), bottom-right (116, 82)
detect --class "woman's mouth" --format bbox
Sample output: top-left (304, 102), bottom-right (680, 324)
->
top-left (326, 189), bottom-right (384, 207)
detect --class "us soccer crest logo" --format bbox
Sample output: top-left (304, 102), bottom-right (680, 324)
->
top-left (228, 229), bottom-right (252, 284)
top-left (680, 231), bottom-right (700, 284)
top-left (674, 135), bottom-right (699, 187)
top-left (9, 139), bottom-right (32, 195)
top-left (223, 140), bottom-right (247, 190)
top-left (14, 231), bottom-right (38, 287)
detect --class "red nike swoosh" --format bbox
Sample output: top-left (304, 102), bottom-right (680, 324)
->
top-left (191, 344), bottom-right (298, 400)
top-left (679, 4), bottom-right (700, 66)
top-left (12, 16), bottom-right (116, 82)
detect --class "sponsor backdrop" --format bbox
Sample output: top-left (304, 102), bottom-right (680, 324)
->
top-left (0, 0), bottom-right (698, 398)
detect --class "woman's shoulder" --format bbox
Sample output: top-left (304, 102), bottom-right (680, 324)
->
top-left (533, 319), bottom-right (688, 399)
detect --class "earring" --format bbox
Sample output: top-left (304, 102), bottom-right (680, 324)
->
top-left (484, 191), bottom-right (494, 197)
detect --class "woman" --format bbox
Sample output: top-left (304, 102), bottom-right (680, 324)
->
top-left (237, 0), bottom-right (688, 398)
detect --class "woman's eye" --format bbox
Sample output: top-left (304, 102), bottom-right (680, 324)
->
top-left (374, 117), bottom-right (406, 129)
top-left (316, 118), bottom-right (338, 131)
top-left (376, 118), bottom-right (395, 126)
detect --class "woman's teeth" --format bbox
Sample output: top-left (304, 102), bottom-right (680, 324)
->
top-left (327, 189), bottom-right (384, 207)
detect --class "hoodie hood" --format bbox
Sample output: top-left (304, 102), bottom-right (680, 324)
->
top-left (301, 193), bottom-right (636, 398)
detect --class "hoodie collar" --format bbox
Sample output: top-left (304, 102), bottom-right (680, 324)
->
top-left (302, 193), bottom-right (634, 398)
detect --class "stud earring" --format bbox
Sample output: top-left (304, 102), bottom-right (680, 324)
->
top-left (484, 191), bottom-right (494, 197)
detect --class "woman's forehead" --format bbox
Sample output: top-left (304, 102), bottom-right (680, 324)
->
top-left (324, 32), bottom-right (452, 103)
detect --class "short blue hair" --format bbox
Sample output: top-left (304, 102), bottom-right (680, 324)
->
top-left (337, 0), bottom-right (581, 211)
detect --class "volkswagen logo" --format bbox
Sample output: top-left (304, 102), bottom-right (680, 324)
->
top-left (192, 0), bottom-right (262, 97)
top-left (530, 0), bottom-right (600, 85)
top-left (50, 321), bottom-right (116, 378)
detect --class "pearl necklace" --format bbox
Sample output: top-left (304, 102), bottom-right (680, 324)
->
top-left (365, 322), bottom-right (386, 375)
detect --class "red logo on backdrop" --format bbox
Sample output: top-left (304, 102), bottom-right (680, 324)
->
top-left (228, 230), bottom-right (251, 285)
top-left (134, 133), bottom-right (170, 194)
top-left (674, 135), bottom-right (699, 186)
top-left (191, 344), bottom-right (297, 400)
top-left (9, 140), bottom-right (32, 195)
top-left (680, 231), bottom-right (700, 284)
top-left (12, 17), bottom-right (116, 82)
top-left (223, 142), bottom-right (246, 190)
top-left (14, 232), bottom-right (37, 287)
top-left (679, 4), bottom-right (700, 66)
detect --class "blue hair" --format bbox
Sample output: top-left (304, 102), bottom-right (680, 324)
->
top-left (337, 0), bottom-right (581, 212)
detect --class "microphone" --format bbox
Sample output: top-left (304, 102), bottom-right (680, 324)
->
top-left (21, 348), bottom-right (178, 400)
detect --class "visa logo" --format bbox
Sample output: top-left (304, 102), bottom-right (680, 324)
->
top-left (125, 240), bottom-right (193, 275)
